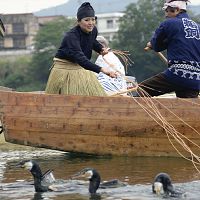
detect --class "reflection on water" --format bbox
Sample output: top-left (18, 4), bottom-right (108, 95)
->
top-left (0, 148), bottom-right (200, 199)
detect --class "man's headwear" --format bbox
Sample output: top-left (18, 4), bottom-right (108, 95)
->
top-left (0, 18), bottom-right (5, 37)
top-left (77, 2), bottom-right (95, 21)
top-left (162, 0), bottom-right (190, 10)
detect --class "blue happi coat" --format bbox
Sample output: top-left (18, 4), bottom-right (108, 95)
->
top-left (151, 12), bottom-right (200, 90)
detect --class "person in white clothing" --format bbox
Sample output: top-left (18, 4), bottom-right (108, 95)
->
top-left (95, 36), bottom-right (127, 95)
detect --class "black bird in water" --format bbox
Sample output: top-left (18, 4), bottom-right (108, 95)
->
top-left (71, 167), bottom-right (126, 194)
top-left (152, 172), bottom-right (184, 198)
top-left (18, 160), bottom-right (56, 192)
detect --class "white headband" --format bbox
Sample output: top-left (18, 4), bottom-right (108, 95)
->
top-left (162, 1), bottom-right (188, 10)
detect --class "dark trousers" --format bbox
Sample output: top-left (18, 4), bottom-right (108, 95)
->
top-left (137, 73), bottom-right (199, 98)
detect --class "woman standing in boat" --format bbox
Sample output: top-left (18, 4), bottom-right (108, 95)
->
top-left (138, 0), bottom-right (200, 98)
top-left (45, 2), bottom-right (117, 96)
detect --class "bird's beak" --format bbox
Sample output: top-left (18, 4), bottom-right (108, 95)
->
top-left (16, 161), bottom-right (33, 170)
top-left (155, 188), bottom-right (161, 195)
top-left (154, 182), bottom-right (163, 195)
top-left (70, 171), bottom-right (86, 180)
top-left (15, 162), bottom-right (24, 168)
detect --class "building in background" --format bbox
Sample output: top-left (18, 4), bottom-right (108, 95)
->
top-left (96, 12), bottom-right (124, 41)
top-left (37, 15), bottom-right (64, 25)
top-left (0, 13), bottom-right (39, 56)
top-left (0, 12), bottom-right (123, 56)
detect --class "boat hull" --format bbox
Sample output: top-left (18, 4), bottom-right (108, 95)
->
top-left (0, 90), bottom-right (200, 157)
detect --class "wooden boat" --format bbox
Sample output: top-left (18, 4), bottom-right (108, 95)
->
top-left (0, 90), bottom-right (200, 157)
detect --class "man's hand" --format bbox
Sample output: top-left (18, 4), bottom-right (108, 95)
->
top-left (146, 42), bottom-right (152, 49)
top-left (144, 42), bottom-right (152, 51)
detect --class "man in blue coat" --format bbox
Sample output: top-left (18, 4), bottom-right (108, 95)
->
top-left (138, 0), bottom-right (200, 98)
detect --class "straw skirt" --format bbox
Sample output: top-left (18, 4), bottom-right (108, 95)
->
top-left (45, 58), bottom-right (107, 96)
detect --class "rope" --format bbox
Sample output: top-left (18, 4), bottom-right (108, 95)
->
top-left (111, 76), bottom-right (200, 171)
top-left (129, 87), bottom-right (200, 172)
top-left (112, 49), bottom-right (134, 73)
top-left (140, 46), bottom-right (200, 170)
top-left (103, 49), bottom-right (200, 171)
top-left (103, 49), bottom-right (134, 74)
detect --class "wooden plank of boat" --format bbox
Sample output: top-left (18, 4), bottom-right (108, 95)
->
top-left (0, 90), bottom-right (200, 157)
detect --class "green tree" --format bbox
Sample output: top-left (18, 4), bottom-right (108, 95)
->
top-left (112, 0), bottom-right (168, 82)
top-left (0, 56), bottom-right (31, 90)
top-left (26, 16), bottom-right (75, 91)
top-left (112, 0), bottom-right (200, 82)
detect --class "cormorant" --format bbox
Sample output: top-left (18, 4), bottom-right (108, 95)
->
top-left (152, 172), bottom-right (184, 197)
top-left (71, 167), bottom-right (126, 194)
top-left (18, 160), bottom-right (56, 192)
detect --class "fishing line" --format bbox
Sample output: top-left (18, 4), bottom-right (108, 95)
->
top-left (102, 50), bottom-right (200, 171)
top-left (130, 86), bottom-right (200, 172)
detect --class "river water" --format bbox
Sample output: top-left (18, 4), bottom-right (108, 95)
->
top-left (0, 146), bottom-right (200, 200)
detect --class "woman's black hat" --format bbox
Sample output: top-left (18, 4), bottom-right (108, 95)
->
top-left (77, 2), bottom-right (95, 21)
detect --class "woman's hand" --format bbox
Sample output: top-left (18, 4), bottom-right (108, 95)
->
top-left (100, 48), bottom-right (111, 56)
top-left (100, 67), bottom-right (118, 78)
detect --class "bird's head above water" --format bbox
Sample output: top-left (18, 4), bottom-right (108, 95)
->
top-left (71, 168), bottom-right (99, 180)
top-left (18, 160), bottom-right (35, 171)
top-left (153, 181), bottom-right (164, 195)
top-left (152, 172), bottom-right (174, 195)
top-left (17, 160), bottom-right (56, 192)
top-left (71, 168), bottom-right (101, 194)
top-left (17, 160), bottom-right (43, 179)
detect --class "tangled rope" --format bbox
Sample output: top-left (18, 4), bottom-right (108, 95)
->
top-left (129, 86), bottom-right (200, 172)
top-left (103, 48), bottom-right (200, 171)
top-left (102, 49), bottom-right (134, 74)
top-left (112, 49), bottom-right (134, 73)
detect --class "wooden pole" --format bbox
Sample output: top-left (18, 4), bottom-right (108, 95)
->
top-left (144, 47), bottom-right (168, 66)
top-left (110, 86), bottom-right (138, 96)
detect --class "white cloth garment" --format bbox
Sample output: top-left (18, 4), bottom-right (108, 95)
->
top-left (162, 1), bottom-right (188, 10)
top-left (95, 51), bottom-right (127, 95)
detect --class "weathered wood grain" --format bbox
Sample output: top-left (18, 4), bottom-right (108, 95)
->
top-left (1, 90), bottom-right (200, 157)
